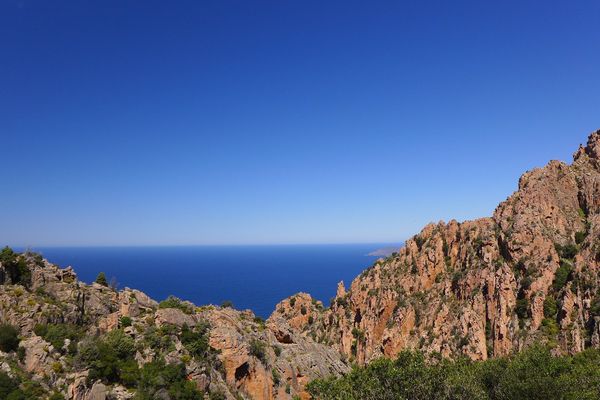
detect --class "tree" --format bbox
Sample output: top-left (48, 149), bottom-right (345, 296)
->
top-left (0, 247), bottom-right (31, 286)
top-left (221, 300), bottom-right (234, 308)
top-left (95, 272), bottom-right (108, 286)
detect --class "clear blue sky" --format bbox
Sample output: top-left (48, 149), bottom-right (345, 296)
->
top-left (1, 0), bottom-right (599, 246)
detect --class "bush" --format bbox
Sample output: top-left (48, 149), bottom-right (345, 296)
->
top-left (307, 346), bottom-right (600, 400)
top-left (541, 318), bottom-right (560, 337)
top-left (209, 391), bottom-right (226, 400)
top-left (158, 296), bottom-right (194, 314)
top-left (76, 329), bottom-right (138, 386)
top-left (272, 368), bottom-right (281, 385)
top-left (16, 346), bottom-right (25, 362)
top-left (134, 358), bottom-right (203, 400)
top-left (543, 297), bottom-right (558, 318)
top-left (249, 339), bottom-right (267, 364)
top-left (0, 371), bottom-right (26, 399)
top-left (220, 300), bottom-right (233, 308)
top-left (33, 324), bottom-right (82, 354)
top-left (180, 323), bottom-right (212, 360)
top-left (553, 261), bottom-right (572, 292)
top-left (119, 316), bottom-right (132, 328)
top-left (515, 298), bottom-right (529, 320)
top-left (95, 272), bottom-right (108, 286)
top-left (336, 297), bottom-right (348, 308)
top-left (0, 247), bottom-right (31, 286)
top-left (555, 243), bottom-right (577, 260)
top-left (0, 324), bottom-right (20, 352)
top-left (575, 231), bottom-right (587, 245)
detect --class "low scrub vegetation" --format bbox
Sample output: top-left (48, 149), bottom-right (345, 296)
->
top-left (34, 324), bottom-right (82, 354)
top-left (158, 295), bottom-right (195, 314)
top-left (307, 345), bottom-right (600, 400)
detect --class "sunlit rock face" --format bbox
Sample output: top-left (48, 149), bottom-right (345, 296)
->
top-left (273, 130), bottom-right (600, 365)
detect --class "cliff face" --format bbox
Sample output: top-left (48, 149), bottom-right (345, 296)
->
top-left (273, 130), bottom-right (600, 364)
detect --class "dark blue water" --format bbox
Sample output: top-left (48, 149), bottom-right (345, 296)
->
top-left (24, 244), bottom-right (390, 318)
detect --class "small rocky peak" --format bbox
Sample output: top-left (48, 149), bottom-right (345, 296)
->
top-left (574, 129), bottom-right (600, 162)
top-left (336, 281), bottom-right (346, 298)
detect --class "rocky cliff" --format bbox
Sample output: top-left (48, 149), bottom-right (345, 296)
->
top-left (274, 130), bottom-right (600, 365)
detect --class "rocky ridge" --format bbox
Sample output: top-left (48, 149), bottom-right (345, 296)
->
top-left (0, 252), bottom-right (347, 399)
top-left (275, 130), bottom-right (600, 365)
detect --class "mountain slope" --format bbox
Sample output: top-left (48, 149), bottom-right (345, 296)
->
top-left (0, 250), bottom-right (347, 400)
top-left (272, 130), bottom-right (600, 364)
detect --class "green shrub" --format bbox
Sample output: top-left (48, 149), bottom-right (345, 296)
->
top-left (414, 235), bottom-right (425, 249)
top-left (541, 318), bottom-right (559, 337)
top-left (33, 324), bottom-right (82, 354)
top-left (0, 324), bottom-right (20, 352)
top-left (515, 298), bottom-right (529, 320)
top-left (220, 300), bottom-right (233, 308)
top-left (158, 296), bottom-right (194, 314)
top-left (555, 243), bottom-right (577, 260)
top-left (307, 345), bottom-right (600, 400)
top-left (272, 368), bottom-right (281, 385)
top-left (249, 339), bottom-right (267, 364)
top-left (76, 329), bottom-right (138, 386)
top-left (575, 231), bottom-right (587, 245)
top-left (16, 346), bottom-right (26, 362)
top-left (95, 272), bottom-right (108, 286)
top-left (351, 328), bottom-right (365, 342)
top-left (209, 391), bottom-right (226, 400)
top-left (0, 247), bottom-right (31, 286)
top-left (552, 261), bottom-right (572, 292)
top-left (336, 296), bottom-right (348, 308)
top-left (180, 323), bottom-right (213, 361)
top-left (543, 297), bottom-right (558, 318)
top-left (0, 371), bottom-right (20, 399)
top-left (135, 358), bottom-right (203, 399)
top-left (119, 316), bottom-right (132, 328)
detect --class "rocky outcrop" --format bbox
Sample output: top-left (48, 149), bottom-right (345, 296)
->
top-left (275, 129), bottom-right (600, 364)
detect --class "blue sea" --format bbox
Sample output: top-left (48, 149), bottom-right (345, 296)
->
top-left (24, 244), bottom-right (394, 318)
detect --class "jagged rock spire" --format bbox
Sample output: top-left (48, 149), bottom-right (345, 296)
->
top-left (574, 129), bottom-right (600, 162)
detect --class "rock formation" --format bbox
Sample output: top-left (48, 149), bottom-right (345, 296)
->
top-left (275, 129), bottom-right (600, 365)
top-left (0, 253), bottom-right (347, 399)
